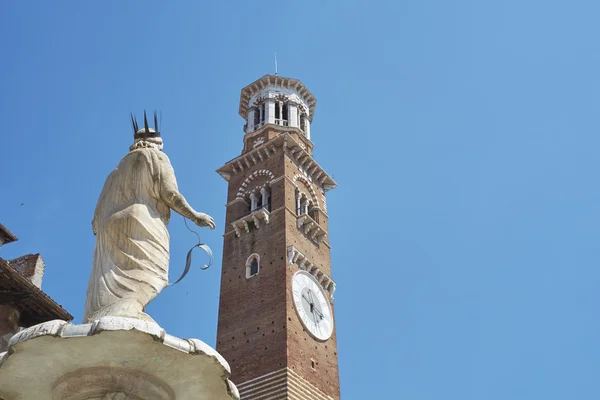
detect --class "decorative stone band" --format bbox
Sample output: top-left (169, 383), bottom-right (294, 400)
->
top-left (287, 246), bottom-right (336, 299)
top-left (0, 317), bottom-right (239, 400)
top-left (293, 174), bottom-right (320, 207)
top-left (216, 132), bottom-right (337, 193)
top-left (231, 208), bottom-right (271, 237)
top-left (236, 368), bottom-right (334, 400)
top-left (236, 169), bottom-right (275, 200)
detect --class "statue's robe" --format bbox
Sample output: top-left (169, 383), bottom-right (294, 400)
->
top-left (84, 147), bottom-right (176, 322)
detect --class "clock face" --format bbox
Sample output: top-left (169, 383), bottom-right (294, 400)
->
top-left (292, 271), bottom-right (334, 341)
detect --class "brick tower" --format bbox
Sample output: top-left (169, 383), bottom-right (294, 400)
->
top-left (216, 75), bottom-right (340, 400)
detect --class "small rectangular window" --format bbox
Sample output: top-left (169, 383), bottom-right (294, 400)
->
top-left (282, 104), bottom-right (288, 121)
top-left (254, 110), bottom-right (260, 127)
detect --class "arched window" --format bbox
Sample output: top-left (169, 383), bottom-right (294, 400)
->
top-left (246, 254), bottom-right (260, 278)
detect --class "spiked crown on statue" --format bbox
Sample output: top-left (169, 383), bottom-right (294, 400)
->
top-left (131, 111), bottom-right (161, 140)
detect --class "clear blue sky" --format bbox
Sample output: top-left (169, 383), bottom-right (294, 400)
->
top-left (1, 1), bottom-right (599, 398)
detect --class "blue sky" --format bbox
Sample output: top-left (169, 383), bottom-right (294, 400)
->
top-left (2, 1), bottom-right (600, 398)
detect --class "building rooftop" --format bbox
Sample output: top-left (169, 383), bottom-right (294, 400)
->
top-left (0, 257), bottom-right (72, 326)
top-left (0, 223), bottom-right (18, 246)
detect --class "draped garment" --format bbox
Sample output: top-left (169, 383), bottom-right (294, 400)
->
top-left (84, 148), bottom-right (173, 322)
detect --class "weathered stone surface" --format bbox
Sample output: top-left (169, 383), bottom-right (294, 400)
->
top-left (0, 317), bottom-right (238, 400)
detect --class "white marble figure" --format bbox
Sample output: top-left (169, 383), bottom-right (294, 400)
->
top-left (84, 122), bottom-right (215, 323)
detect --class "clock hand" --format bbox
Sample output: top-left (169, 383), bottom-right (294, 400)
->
top-left (302, 293), bottom-right (313, 308)
top-left (302, 293), bottom-right (317, 320)
top-left (313, 307), bottom-right (324, 321)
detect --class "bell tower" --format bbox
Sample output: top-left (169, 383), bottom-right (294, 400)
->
top-left (216, 75), bottom-right (340, 400)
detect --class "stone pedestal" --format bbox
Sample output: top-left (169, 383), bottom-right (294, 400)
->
top-left (0, 317), bottom-right (239, 400)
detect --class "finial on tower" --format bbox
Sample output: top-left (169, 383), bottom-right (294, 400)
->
top-left (275, 53), bottom-right (278, 76)
top-left (131, 111), bottom-right (161, 139)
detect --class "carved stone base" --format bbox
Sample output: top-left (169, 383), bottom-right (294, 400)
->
top-left (0, 317), bottom-right (239, 400)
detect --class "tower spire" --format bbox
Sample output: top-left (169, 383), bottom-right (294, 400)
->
top-left (274, 53), bottom-right (278, 76)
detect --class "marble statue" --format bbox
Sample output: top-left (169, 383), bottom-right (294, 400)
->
top-left (84, 113), bottom-right (215, 323)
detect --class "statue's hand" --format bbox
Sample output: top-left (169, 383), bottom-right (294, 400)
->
top-left (193, 212), bottom-right (216, 230)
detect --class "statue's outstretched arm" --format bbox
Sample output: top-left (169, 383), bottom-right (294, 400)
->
top-left (158, 154), bottom-right (215, 229)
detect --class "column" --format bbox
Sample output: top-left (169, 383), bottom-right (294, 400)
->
top-left (248, 109), bottom-right (255, 132)
top-left (305, 120), bottom-right (311, 140)
top-left (289, 104), bottom-right (298, 128)
top-left (296, 192), bottom-right (301, 215)
top-left (249, 193), bottom-right (257, 211)
top-left (277, 101), bottom-right (283, 124)
top-left (266, 100), bottom-right (276, 125)
top-left (261, 187), bottom-right (270, 211)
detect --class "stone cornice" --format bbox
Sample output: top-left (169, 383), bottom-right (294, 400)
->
top-left (216, 132), bottom-right (337, 192)
top-left (224, 197), bottom-right (248, 208)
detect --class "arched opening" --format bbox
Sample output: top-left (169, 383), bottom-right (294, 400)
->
top-left (246, 254), bottom-right (260, 278)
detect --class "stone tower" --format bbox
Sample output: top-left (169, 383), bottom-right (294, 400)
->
top-left (216, 75), bottom-right (340, 400)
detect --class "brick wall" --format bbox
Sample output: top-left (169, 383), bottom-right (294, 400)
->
top-left (217, 135), bottom-right (340, 399)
